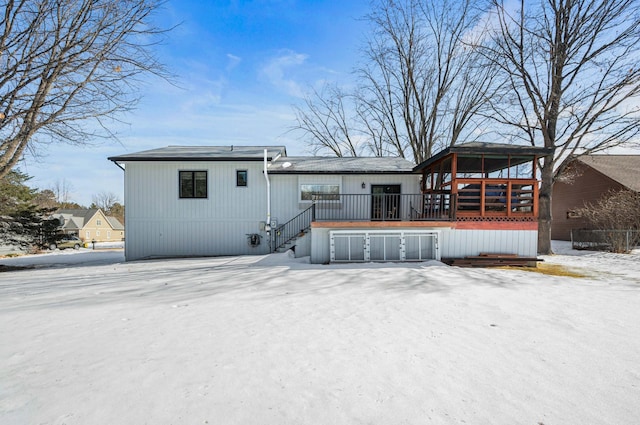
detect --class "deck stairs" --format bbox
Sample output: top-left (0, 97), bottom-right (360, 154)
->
top-left (271, 204), bottom-right (315, 253)
top-left (273, 229), bottom-right (310, 253)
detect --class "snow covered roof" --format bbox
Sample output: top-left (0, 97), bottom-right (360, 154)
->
top-left (574, 155), bottom-right (640, 192)
top-left (108, 145), bottom-right (287, 162)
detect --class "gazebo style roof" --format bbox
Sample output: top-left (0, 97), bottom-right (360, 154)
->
top-left (414, 142), bottom-right (553, 173)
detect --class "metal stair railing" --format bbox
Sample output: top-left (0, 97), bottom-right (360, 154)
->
top-left (271, 204), bottom-right (316, 252)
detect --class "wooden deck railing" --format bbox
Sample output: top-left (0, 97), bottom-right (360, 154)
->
top-left (454, 179), bottom-right (538, 217)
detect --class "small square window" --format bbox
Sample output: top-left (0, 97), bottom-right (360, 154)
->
top-left (179, 171), bottom-right (208, 198)
top-left (237, 170), bottom-right (247, 187)
top-left (96, 219), bottom-right (102, 225)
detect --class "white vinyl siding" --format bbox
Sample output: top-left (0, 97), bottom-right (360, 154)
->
top-left (440, 229), bottom-right (538, 258)
top-left (123, 161), bottom-right (269, 260)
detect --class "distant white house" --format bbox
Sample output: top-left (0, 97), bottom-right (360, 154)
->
top-left (53, 209), bottom-right (124, 242)
top-left (109, 143), bottom-right (550, 263)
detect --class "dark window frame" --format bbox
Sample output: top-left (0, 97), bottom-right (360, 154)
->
top-left (236, 170), bottom-right (248, 187)
top-left (179, 170), bottom-right (208, 199)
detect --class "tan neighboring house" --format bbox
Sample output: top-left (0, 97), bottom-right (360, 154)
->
top-left (552, 155), bottom-right (640, 240)
top-left (54, 209), bottom-right (125, 242)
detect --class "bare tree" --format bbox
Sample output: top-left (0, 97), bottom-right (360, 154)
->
top-left (51, 178), bottom-right (74, 205)
top-left (293, 0), bottom-right (497, 164)
top-left (91, 190), bottom-right (119, 213)
top-left (0, 0), bottom-right (170, 179)
top-left (292, 84), bottom-right (362, 157)
top-left (484, 0), bottom-right (640, 254)
top-left (356, 0), bottom-right (496, 163)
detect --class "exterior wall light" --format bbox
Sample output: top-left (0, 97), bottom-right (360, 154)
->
top-left (361, 182), bottom-right (366, 189)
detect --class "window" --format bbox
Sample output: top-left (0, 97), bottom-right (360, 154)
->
top-left (179, 171), bottom-right (208, 198)
top-left (86, 231), bottom-right (90, 239)
top-left (96, 230), bottom-right (101, 237)
top-left (236, 170), bottom-right (247, 187)
top-left (96, 219), bottom-right (102, 225)
top-left (300, 184), bottom-right (340, 201)
top-left (107, 231), bottom-right (111, 239)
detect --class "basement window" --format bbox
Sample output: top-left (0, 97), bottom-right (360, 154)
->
top-left (179, 171), bottom-right (208, 198)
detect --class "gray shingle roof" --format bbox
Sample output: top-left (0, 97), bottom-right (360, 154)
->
top-left (109, 145), bottom-right (287, 162)
top-left (55, 209), bottom-right (100, 228)
top-left (576, 155), bottom-right (640, 192)
top-left (268, 156), bottom-right (416, 174)
top-left (53, 209), bottom-right (125, 231)
top-left (106, 216), bottom-right (124, 230)
top-left (108, 144), bottom-right (415, 173)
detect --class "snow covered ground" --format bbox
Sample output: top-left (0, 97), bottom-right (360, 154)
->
top-left (1, 242), bottom-right (639, 425)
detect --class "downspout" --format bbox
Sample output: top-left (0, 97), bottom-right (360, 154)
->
top-left (264, 149), bottom-right (271, 234)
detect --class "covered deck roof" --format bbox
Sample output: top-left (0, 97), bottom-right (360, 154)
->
top-left (414, 142), bottom-right (553, 173)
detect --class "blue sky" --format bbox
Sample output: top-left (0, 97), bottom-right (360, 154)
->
top-left (19, 0), bottom-right (372, 206)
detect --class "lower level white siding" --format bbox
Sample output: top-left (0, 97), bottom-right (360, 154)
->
top-left (125, 218), bottom-right (270, 260)
top-left (441, 229), bottom-right (538, 258)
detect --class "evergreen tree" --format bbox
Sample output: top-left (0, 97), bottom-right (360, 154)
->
top-left (0, 171), bottom-right (60, 250)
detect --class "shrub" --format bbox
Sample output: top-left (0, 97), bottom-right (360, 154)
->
top-left (577, 189), bottom-right (640, 253)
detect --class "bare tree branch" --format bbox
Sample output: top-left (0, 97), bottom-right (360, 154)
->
top-left (291, 84), bottom-right (361, 157)
top-left (292, 0), bottom-right (496, 164)
top-left (0, 0), bottom-right (172, 178)
top-left (91, 190), bottom-right (119, 211)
